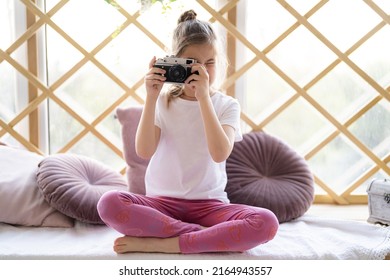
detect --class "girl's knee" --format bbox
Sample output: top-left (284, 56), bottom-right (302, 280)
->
top-left (97, 190), bottom-right (118, 220)
top-left (248, 209), bottom-right (279, 242)
top-left (97, 190), bottom-right (133, 222)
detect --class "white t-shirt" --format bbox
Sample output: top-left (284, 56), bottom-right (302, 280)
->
top-left (145, 91), bottom-right (243, 203)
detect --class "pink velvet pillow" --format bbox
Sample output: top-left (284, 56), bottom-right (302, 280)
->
top-left (226, 131), bottom-right (315, 223)
top-left (36, 153), bottom-right (128, 224)
top-left (116, 106), bottom-right (148, 194)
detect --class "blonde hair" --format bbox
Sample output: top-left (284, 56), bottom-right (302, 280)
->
top-left (166, 10), bottom-right (227, 102)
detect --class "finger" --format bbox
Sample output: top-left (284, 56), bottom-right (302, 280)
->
top-left (145, 70), bottom-right (166, 84)
top-left (146, 79), bottom-right (164, 89)
top-left (147, 66), bottom-right (166, 77)
top-left (154, 67), bottom-right (167, 75)
top-left (186, 77), bottom-right (198, 85)
top-left (146, 73), bottom-right (166, 81)
top-left (149, 82), bottom-right (164, 90)
top-left (191, 64), bottom-right (206, 75)
top-left (188, 71), bottom-right (204, 84)
top-left (148, 56), bottom-right (157, 69)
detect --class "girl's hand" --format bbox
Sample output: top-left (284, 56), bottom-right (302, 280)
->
top-left (144, 56), bottom-right (166, 98)
top-left (185, 63), bottom-right (209, 100)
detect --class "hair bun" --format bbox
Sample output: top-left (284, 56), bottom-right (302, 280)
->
top-left (178, 10), bottom-right (197, 24)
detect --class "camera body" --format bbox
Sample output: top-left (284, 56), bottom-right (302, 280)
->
top-left (154, 56), bottom-right (196, 84)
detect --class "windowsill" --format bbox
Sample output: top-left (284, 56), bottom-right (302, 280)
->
top-left (306, 204), bottom-right (390, 260)
top-left (306, 204), bottom-right (370, 222)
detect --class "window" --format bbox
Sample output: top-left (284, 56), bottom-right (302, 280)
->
top-left (0, 0), bottom-right (389, 204)
top-left (0, 0), bottom-right (29, 146)
top-left (233, 0), bottom-right (389, 200)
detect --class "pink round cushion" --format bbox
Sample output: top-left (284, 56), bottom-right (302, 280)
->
top-left (226, 132), bottom-right (314, 223)
top-left (37, 154), bottom-right (127, 224)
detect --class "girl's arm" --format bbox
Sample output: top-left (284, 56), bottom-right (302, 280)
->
top-left (187, 64), bottom-right (236, 163)
top-left (198, 97), bottom-right (235, 163)
top-left (135, 57), bottom-right (165, 159)
top-left (135, 97), bottom-right (161, 159)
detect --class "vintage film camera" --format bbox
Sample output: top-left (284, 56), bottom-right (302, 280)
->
top-left (154, 56), bottom-right (197, 84)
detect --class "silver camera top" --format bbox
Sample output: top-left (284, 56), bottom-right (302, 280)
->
top-left (155, 56), bottom-right (197, 66)
top-left (154, 56), bottom-right (197, 84)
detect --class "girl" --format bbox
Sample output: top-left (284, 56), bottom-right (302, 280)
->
top-left (97, 10), bottom-right (278, 254)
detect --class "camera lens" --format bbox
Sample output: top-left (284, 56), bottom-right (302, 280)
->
top-left (168, 65), bottom-right (187, 83)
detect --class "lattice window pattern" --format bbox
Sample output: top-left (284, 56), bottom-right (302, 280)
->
top-left (0, 0), bottom-right (389, 204)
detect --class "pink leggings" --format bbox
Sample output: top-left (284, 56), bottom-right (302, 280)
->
top-left (97, 190), bottom-right (279, 254)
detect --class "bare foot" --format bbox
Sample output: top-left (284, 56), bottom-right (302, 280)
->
top-left (114, 236), bottom-right (142, 253)
top-left (114, 236), bottom-right (180, 254)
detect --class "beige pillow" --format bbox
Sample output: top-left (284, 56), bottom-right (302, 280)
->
top-left (0, 146), bottom-right (74, 227)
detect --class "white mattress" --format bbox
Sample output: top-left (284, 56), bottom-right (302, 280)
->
top-left (1, 215), bottom-right (389, 260)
